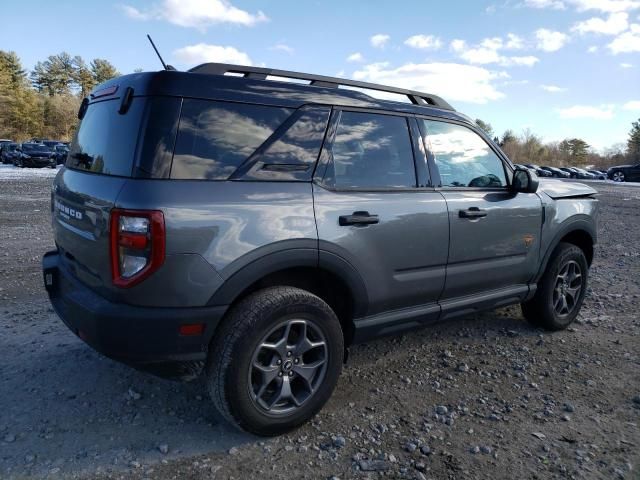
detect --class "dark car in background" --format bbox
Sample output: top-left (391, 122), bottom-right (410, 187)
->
top-left (588, 169), bottom-right (606, 180)
top-left (608, 163), bottom-right (640, 182)
top-left (522, 164), bottom-right (553, 177)
top-left (572, 167), bottom-right (596, 180)
top-left (52, 144), bottom-right (69, 165)
top-left (1, 142), bottom-right (20, 164)
top-left (540, 166), bottom-right (571, 178)
top-left (15, 143), bottom-right (56, 168)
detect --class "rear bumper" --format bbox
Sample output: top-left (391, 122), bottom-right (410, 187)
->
top-left (42, 250), bottom-right (227, 380)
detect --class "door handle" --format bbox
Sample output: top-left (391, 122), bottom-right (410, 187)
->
top-left (459, 207), bottom-right (487, 219)
top-left (339, 211), bottom-right (379, 226)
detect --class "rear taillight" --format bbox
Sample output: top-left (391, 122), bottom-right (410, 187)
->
top-left (110, 209), bottom-right (165, 288)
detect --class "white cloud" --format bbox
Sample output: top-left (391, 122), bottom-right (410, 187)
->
top-left (608, 23), bottom-right (640, 52)
top-left (524, 0), bottom-right (566, 9)
top-left (623, 100), bottom-right (640, 109)
top-left (352, 62), bottom-right (506, 104)
top-left (535, 29), bottom-right (569, 51)
top-left (120, 0), bottom-right (267, 30)
top-left (404, 34), bottom-right (443, 50)
top-left (347, 52), bottom-right (365, 63)
top-left (541, 84), bottom-right (568, 92)
top-left (588, 45), bottom-right (600, 51)
top-left (270, 43), bottom-right (294, 54)
top-left (558, 104), bottom-right (615, 119)
top-left (506, 33), bottom-right (526, 49)
top-left (620, 61), bottom-right (634, 66)
top-left (572, 12), bottom-right (629, 34)
top-left (173, 43), bottom-right (252, 66)
top-left (370, 34), bottom-right (390, 48)
top-left (569, 0), bottom-right (640, 12)
top-left (453, 36), bottom-right (539, 66)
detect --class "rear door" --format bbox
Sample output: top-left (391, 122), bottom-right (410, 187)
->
top-left (417, 118), bottom-right (542, 307)
top-left (314, 109), bottom-right (449, 320)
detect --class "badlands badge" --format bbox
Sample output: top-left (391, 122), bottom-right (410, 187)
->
top-left (523, 234), bottom-right (534, 248)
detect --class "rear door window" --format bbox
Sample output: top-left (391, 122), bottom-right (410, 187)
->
top-left (324, 111), bottom-right (416, 189)
top-left (171, 100), bottom-right (293, 180)
top-left (68, 99), bottom-right (145, 176)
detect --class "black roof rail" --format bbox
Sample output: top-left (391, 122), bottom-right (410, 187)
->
top-left (188, 63), bottom-right (455, 111)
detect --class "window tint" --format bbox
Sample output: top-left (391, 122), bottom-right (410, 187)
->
top-left (171, 100), bottom-right (292, 180)
top-left (135, 96), bottom-right (181, 179)
top-left (68, 98), bottom-right (144, 176)
top-left (240, 106), bottom-right (330, 181)
top-left (420, 120), bottom-right (506, 188)
top-left (326, 111), bottom-right (416, 189)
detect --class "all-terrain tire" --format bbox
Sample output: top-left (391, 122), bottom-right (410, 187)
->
top-left (206, 286), bottom-right (344, 436)
top-left (522, 242), bottom-right (589, 330)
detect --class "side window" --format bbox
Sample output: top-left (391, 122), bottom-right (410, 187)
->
top-left (171, 100), bottom-right (292, 180)
top-left (325, 111), bottom-right (416, 189)
top-left (420, 119), bottom-right (507, 188)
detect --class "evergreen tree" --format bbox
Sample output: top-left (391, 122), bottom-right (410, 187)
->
top-left (627, 119), bottom-right (640, 162)
top-left (90, 59), bottom-right (119, 85)
top-left (475, 118), bottom-right (494, 137)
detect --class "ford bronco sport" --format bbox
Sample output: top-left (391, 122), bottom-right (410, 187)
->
top-left (43, 64), bottom-right (598, 436)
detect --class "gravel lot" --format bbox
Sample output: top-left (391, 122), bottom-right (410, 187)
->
top-left (1, 164), bottom-right (638, 480)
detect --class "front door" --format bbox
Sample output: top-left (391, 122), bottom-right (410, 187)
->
top-left (418, 118), bottom-right (542, 302)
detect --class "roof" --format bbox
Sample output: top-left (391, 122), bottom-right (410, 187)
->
top-left (90, 68), bottom-right (472, 125)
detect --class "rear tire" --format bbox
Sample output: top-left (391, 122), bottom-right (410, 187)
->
top-left (206, 286), bottom-right (344, 436)
top-left (522, 242), bottom-right (588, 330)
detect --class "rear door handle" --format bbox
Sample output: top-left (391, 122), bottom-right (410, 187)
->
top-left (459, 207), bottom-right (487, 219)
top-left (339, 211), bottom-right (379, 226)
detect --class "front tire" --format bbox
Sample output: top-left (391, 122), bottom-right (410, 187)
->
top-left (206, 286), bottom-right (344, 436)
top-left (522, 243), bottom-right (588, 330)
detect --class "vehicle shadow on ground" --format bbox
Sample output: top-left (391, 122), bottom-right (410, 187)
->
top-left (0, 318), bottom-right (252, 478)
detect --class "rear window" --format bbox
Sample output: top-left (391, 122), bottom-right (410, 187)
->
top-left (170, 99), bottom-right (292, 180)
top-left (68, 99), bottom-right (145, 176)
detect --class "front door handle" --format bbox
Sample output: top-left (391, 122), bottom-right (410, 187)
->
top-left (339, 211), bottom-right (379, 226)
top-left (459, 207), bottom-right (487, 219)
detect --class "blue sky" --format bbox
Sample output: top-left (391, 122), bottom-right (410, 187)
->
top-left (2, 0), bottom-right (639, 151)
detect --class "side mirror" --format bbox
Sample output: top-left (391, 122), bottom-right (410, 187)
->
top-left (513, 167), bottom-right (539, 193)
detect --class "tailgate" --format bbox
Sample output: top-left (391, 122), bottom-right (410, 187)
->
top-left (52, 168), bottom-right (127, 291)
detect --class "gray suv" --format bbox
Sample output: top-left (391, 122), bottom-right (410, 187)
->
top-left (42, 64), bottom-right (598, 436)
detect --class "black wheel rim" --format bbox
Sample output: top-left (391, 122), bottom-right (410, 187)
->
top-left (248, 318), bottom-right (328, 416)
top-left (553, 260), bottom-right (583, 317)
top-left (613, 172), bottom-right (624, 182)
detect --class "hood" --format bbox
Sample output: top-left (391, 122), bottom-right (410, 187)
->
top-left (538, 179), bottom-right (597, 199)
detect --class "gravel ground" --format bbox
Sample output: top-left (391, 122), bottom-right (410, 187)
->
top-left (0, 165), bottom-right (638, 480)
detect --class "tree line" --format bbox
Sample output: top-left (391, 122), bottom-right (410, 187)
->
top-left (0, 51), bottom-right (119, 142)
top-left (475, 118), bottom-right (640, 170)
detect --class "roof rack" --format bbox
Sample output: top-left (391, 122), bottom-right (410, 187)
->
top-left (188, 63), bottom-right (455, 111)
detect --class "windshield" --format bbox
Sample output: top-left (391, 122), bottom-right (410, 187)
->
top-left (22, 144), bottom-right (50, 153)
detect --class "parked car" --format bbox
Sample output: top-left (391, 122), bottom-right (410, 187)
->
top-left (572, 167), bottom-right (596, 180)
top-left (607, 163), bottom-right (640, 182)
top-left (523, 163), bottom-right (553, 177)
top-left (52, 144), bottom-right (69, 165)
top-left (15, 143), bottom-right (56, 168)
top-left (0, 139), bottom-right (13, 149)
top-left (587, 169), bottom-right (607, 180)
top-left (43, 64), bottom-right (598, 436)
top-left (0, 142), bottom-right (20, 164)
top-left (540, 166), bottom-right (571, 178)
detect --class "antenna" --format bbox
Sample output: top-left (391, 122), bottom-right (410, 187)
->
top-left (147, 34), bottom-right (175, 71)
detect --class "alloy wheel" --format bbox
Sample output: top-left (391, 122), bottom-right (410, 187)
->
top-left (552, 260), bottom-right (583, 317)
top-left (612, 171), bottom-right (625, 182)
top-left (248, 318), bottom-right (328, 416)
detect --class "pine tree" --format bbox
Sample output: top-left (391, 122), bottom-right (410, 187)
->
top-left (475, 119), bottom-right (494, 137)
top-left (90, 59), bottom-right (119, 85)
top-left (628, 119), bottom-right (640, 162)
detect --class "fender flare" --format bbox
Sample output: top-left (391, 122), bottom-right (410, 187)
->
top-left (533, 218), bottom-right (596, 283)
top-left (207, 246), bottom-right (369, 318)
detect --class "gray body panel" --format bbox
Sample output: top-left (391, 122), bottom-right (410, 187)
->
top-left (313, 185), bottom-right (449, 317)
top-left (439, 190), bottom-right (542, 299)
